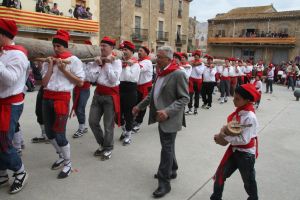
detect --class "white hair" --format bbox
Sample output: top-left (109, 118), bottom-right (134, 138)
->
top-left (157, 46), bottom-right (173, 60)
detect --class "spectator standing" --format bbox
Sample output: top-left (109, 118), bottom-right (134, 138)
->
top-left (35, 0), bottom-right (43, 12)
top-left (50, 3), bottom-right (60, 15)
top-left (86, 7), bottom-right (92, 19)
top-left (42, 0), bottom-right (50, 14)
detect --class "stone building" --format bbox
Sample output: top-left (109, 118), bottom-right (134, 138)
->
top-left (207, 5), bottom-right (300, 64)
top-left (100, 0), bottom-right (193, 52)
top-left (0, 0), bottom-right (100, 44)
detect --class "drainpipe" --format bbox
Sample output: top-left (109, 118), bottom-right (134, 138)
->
top-left (120, 0), bottom-right (122, 43)
top-left (233, 21), bottom-right (235, 37)
top-left (148, 0), bottom-right (151, 48)
top-left (170, 0), bottom-right (173, 47)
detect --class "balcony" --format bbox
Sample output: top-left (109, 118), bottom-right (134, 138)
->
top-left (175, 34), bottom-right (187, 45)
top-left (131, 28), bottom-right (148, 42)
top-left (157, 31), bottom-right (169, 42)
top-left (208, 37), bottom-right (296, 47)
top-left (0, 7), bottom-right (99, 36)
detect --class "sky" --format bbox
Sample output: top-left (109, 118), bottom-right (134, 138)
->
top-left (190, 0), bottom-right (300, 22)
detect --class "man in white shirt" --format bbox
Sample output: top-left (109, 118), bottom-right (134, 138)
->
top-left (42, 30), bottom-right (85, 179)
top-left (87, 36), bottom-right (122, 160)
top-left (219, 58), bottom-right (231, 104)
top-left (266, 63), bottom-right (275, 93)
top-left (238, 60), bottom-right (246, 86)
top-left (229, 61), bottom-right (240, 96)
top-left (133, 46), bottom-right (153, 133)
top-left (0, 18), bottom-right (29, 194)
top-left (201, 55), bottom-right (216, 109)
top-left (118, 41), bottom-right (141, 145)
top-left (244, 60), bottom-right (254, 84)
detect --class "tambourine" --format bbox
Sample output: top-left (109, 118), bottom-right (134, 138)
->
top-left (224, 121), bottom-right (252, 136)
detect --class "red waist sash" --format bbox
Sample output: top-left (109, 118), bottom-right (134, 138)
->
top-left (137, 81), bottom-right (152, 99)
top-left (189, 77), bottom-right (203, 93)
top-left (95, 84), bottom-right (121, 127)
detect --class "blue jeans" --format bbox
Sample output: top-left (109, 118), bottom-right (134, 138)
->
top-left (42, 99), bottom-right (69, 147)
top-left (0, 104), bottom-right (23, 172)
top-left (211, 151), bottom-right (258, 200)
top-left (73, 88), bottom-right (90, 124)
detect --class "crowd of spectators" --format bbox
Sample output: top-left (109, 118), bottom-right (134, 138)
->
top-left (241, 31), bottom-right (289, 38)
top-left (1, 0), bottom-right (22, 9)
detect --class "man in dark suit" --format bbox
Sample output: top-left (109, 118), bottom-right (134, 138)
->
top-left (133, 46), bottom-right (189, 198)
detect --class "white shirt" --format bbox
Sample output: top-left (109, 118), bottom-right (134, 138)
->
top-left (255, 64), bottom-right (264, 72)
top-left (85, 58), bottom-right (122, 87)
top-left (203, 66), bottom-right (216, 82)
top-left (120, 60), bottom-right (141, 83)
top-left (225, 110), bottom-right (259, 155)
top-left (180, 63), bottom-right (192, 79)
top-left (219, 66), bottom-right (230, 77)
top-left (251, 79), bottom-right (262, 92)
top-left (267, 67), bottom-right (275, 79)
top-left (0, 49), bottom-right (29, 98)
top-left (153, 63), bottom-right (171, 107)
top-left (190, 63), bottom-right (205, 79)
top-left (229, 66), bottom-right (240, 77)
top-left (244, 65), bottom-right (253, 74)
top-left (138, 58), bottom-right (153, 85)
top-left (238, 66), bottom-right (245, 76)
top-left (42, 56), bottom-right (85, 92)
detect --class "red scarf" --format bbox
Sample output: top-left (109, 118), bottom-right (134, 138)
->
top-left (157, 60), bottom-right (180, 77)
top-left (95, 85), bottom-right (121, 127)
top-left (0, 93), bottom-right (24, 152)
top-left (43, 90), bottom-right (71, 133)
top-left (2, 45), bottom-right (28, 57)
top-left (138, 56), bottom-right (150, 62)
top-left (54, 51), bottom-right (73, 59)
top-left (122, 57), bottom-right (138, 68)
top-left (191, 59), bottom-right (202, 67)
top-left (215, 103), bottom-right (258, 186)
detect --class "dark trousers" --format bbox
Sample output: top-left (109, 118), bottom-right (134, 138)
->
top-left (210, 151), bottom-right (258, 200)
top-left (0, 104), bottom-right (23, 172)
top-left (73, 88), bottom-right (90, 124)
top-left (287, 77), bottom-right (295, 91)
top-left (220, 80), bottom-right (230, 98)
top-left (188, 82), bottom-right (201, 109)
top-left (35, 87), bottom-right (44, 125)
top-left (266, 79), bottom-right (273, 93)
top-left (120, 82), bottom-right (137, 132)
top-left (157, 126), bottom-right (178, 186)
top-left (135, 86), bottom-right (152, 124)
top-left (42, 99), bottom-right (69, 147)
top-left (201, 82), bottom-right (215, 106)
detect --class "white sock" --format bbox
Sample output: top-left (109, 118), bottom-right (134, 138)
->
top-left (16, 164), bottom-right (25, 174)
top-left (50, 139), bottom-right (63, 158)
top-left (79, 124), bottom-right (85, 131)
top-left (61, 143), bottom-right (71, 164)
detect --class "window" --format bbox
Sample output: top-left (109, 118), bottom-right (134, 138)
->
top-left (178, 0), bottom-right (182, 17)
top-left (159, 0), bottom-right (164, 13)
top-left (135, 0), bottom-right (142, 7)
top-left (176, 25), bottom-right (181, 41)
top-left (158, 21), bottom-right (164, 39)
top-left (243, 50), bottom-right (255, 57)
top-left (134, 16), bottom-right (141, 38)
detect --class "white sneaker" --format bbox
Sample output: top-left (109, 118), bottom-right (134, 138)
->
top-left (132, 123), bottom-right (141, 133)
top-left (101, 151), bottom-right (112, 161)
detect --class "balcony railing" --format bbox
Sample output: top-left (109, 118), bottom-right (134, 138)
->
top-left (0, 7), bottom-right (99, 33)
top-left (131, 28), bottom-right (148, 41)
top-left (175, 34), bottom-right (187, 45)
top-left (157, 31), bottom-right (169, 41)
top-left (208, 37), bottom-right (296, 46)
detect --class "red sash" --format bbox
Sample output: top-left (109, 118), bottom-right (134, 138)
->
top-left (70, 81), bottom-right (91, 117)
top-left (256, 71), bottom-right (263, 77)
top-left (214, 103), bottom-right (258, 185)
top-left (220, 76), bottom-right (230, 81)
top-left (95, 84), bottom-right (121, 127)
top-left (188, 77), bottom-right (202, 93)
top-left (0, 93), bottom-right (24, 152)
top-left (245, 72), bottom-right (252, 79)
top-left (43, 90), bottom-right (71, 133)
top-left (137, 81), bottom-right (152, 99)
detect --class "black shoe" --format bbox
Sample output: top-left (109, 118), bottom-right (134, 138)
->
top-left (0, 174), bottom-right (9, 188)
top-left (57, 163), bottom-right (71, 179)
top-left (201, 104), bottom-right (206, 108)
top-left (154, 172), bottom-right (177, 179)
top-left (9, 171), bottom-right (28, 194)
top-left (51, 158), bottom-right (64, 170)
top-left (119, 133), bottom-right (125, 141)
top-left (101, 151), bottom-right (112, 161)
top-left (152, 185), bottom-right (171, 198)
top-left (94, 148), bottom-right (105, 157)
top-left (31, 137), bottom-right (48, 143)
top-left (193, 109), bottom-right (198, 115)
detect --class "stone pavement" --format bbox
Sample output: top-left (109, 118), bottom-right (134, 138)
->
top-left (0, 84), bottom-right (299, 200)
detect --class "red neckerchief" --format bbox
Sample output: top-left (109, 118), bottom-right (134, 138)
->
top-left (123, 57), bottom-right (138, 68)
top-left (227, 103), bottom-right (255, 123)
top-left (192, 59), bottom-right (202, 67)
top-left (138, 56), bottom-right (150, 62)
top-left (157, 60), bottom-right (180, 77)
top-left (54, 51), bottom-right (73, 59)
top-left (2, 45), bottom-right (28, 57)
